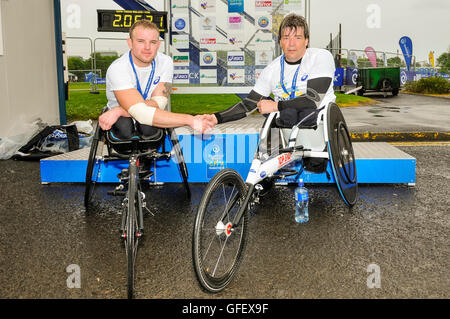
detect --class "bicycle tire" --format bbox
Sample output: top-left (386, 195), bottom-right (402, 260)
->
top-left (192, 169), bottom-right (248, 293)
top-left (126, 163), bottom-right (139, 299)
top-left (167, 128), bottom-right (190, 198)
top-left (84, 123), bottom-right (103, 209)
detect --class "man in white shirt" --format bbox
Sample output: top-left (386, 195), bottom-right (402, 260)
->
top-left (99, 20), bottom-right (214, 137)
top-left (209, 13), bottom-right (336, 127)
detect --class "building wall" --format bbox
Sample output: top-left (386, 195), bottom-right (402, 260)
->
top-left (0, 0), bottom-right (60, 137)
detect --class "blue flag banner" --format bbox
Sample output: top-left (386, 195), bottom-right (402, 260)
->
top-left (334, 67), bottom-right (344, 86)
top-left (399, 36), bottom-right (413, 71)
top-left (228, 0), bottom-right (244, 13)
top-left (346, 67), bottom-right (358, 85)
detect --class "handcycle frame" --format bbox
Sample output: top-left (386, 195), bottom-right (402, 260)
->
top-left (192, 101), bottom-right (358, 293)
top-left (225, 104), bottom-right (337, 229)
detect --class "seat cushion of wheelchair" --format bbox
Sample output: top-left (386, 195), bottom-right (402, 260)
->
top-left (277, 108), bottom-right (318, 128)
top-left (106, 129), bottom-right (164, 154)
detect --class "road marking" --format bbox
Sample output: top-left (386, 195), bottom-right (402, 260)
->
top-left (388, 141), bottom-right (450, 146)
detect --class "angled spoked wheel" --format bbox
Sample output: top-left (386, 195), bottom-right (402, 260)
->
top-left (167, 128), bottom-right (191, 198)
top-left (326, 102), bottom-right (358, 207)
top-left (84, 122), bottom-right (105, 210)
top-left (192, 169), bottom-right (248, 293)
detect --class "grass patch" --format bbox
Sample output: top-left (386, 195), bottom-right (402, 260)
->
top-left (66, 88), bottom-right (107, 122)
top-left (335, 92), bottom-right (375, 107)
top-left (66, 82), bottom-right (376, 121)
top-left (171, 94), bottom-right (241, 114)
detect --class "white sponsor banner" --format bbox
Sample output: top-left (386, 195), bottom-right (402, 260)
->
top-left (255, 0), bottom-right (272, 11)
top-left (200, 51), bottom-right (217, 66)
top-left (255, 14), bottom-right (272, 30)
top-left (228, 14), bottom-right (243, 30)
top-left (172, 34), bottom-right (189, 49)
top-left (173, 53), bottom-right (190, 67)
top-left (227, 33), bottom-right (244, 47)
top-left (200, 69), bottom-right (217, 84)
top-left (255, 68), bottom-right (264, 81)
top-left (199, 0), bottom-right (216, 13)
top-left (200, 34), bottom-right (217, 49)
top-left (253, 32), bottom-right (273, 48)
top-left (227, 69), bottom-right (245, 84)
top-left (227, 51), bottom-right (245, 66)
top-left (199, 16), bottom-right (216, 31)
top-left (172, 0), bottom-right (189, 12)
top-left (173, 70), bottom-right (190, 84)
top-left (284, 0), bottom-right (304, 13)
top-left (172, 15), bottom-right (189, 33)
top-left (255, 50), bottom-right (272, 65)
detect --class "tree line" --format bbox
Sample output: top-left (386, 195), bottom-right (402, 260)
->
top-left (68, 52), bottom-right (119, 81)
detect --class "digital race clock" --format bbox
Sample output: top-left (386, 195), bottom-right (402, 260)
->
top-left (97, 10), bottom-right (168, 33)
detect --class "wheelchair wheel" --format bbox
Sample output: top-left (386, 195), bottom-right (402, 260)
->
top-left (167, 128), bottom-right (190, 198)
top-left (326, 103), bottom-right (358, 207)
top-left (125, 162), bottom-right (140, 299)
top-left (84, 122), bottom-right (104, 209)
top-left (192, 169), bottom-right (248, 293)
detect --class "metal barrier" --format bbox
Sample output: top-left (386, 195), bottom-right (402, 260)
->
top-left (92, 37), bottom-right (128, 92)
top-left (66, 36), bottom-right (97, 93)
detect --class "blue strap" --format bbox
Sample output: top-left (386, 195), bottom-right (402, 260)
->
top-left (129, 51), bottom-right (156, 100)
top-left (280, 54), bottom-right (301, 99)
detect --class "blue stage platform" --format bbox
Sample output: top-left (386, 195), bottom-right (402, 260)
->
top-left (40, 121), bottom-right (416, 185)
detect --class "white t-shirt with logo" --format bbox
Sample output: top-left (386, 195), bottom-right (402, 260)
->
top-left (253, 48), bottom-right (336, 108)
top-left (106, 50), bottom-right (173, 109)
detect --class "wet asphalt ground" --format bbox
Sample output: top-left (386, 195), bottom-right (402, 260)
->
top-left (342, 93), bottom-right (450, 134)
top-left (1, 93), bottom-right (449, 301)
top-left (0, 143), bottom-right (449, 299)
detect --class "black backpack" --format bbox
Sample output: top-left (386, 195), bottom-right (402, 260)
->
top-left (12, 124), bottom-right (80, 161)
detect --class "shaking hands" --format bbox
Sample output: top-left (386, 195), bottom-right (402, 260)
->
top-left (190, 114), bottom-right (218, 134)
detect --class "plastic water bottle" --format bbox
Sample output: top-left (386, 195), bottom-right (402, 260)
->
top-left (295, 179), bottom-right (309, 223)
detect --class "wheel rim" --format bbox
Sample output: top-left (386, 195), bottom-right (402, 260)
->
top-left (194, 171), bottom-right (247, 291)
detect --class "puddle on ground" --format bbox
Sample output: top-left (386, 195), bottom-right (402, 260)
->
top-left (367, 108), bottom-right (383, 114)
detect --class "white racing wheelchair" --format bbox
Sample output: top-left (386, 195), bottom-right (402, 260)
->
top-left (192, 101), bottom-right (357, 293)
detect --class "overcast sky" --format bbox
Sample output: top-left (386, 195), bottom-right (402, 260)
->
top-left (61, 0), bottom-right (450, 63)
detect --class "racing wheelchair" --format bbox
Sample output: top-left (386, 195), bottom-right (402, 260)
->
top-left (84, 110), bottom-right (190, 299)
top-left (192, 101), bottom-right (357, 293)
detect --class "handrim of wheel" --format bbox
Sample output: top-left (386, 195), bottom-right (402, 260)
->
top-left (192, 169), bottom-right (248, 293)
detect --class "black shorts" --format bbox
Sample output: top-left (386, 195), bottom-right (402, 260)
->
top-left (111, 116), bottom-right (161, 140)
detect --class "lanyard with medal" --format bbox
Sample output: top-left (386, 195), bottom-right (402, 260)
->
top-left (129, 51), bottom-right (156, 100)
top-left (280, 54), bottom-right (301, 99)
